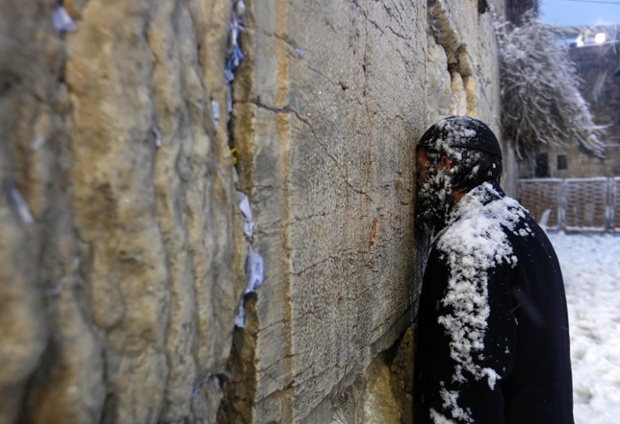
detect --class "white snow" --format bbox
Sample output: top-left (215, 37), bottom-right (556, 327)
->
top-left (435, 182), bottom-right (524, 392)
top-left (430, 182), bottom-right (530, 422)
top-left (547, 232), bottom-right (620, 424)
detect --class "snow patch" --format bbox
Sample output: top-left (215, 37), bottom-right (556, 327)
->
top-left (548, 232), bottom-right (620, 424)
top-left (438, 385), bottom-right (474, 423)
top-left (434, 182), bottom-right (523, 391)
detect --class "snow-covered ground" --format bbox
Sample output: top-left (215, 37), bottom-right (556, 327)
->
top-left (548, 232), bottom-right (620, 424)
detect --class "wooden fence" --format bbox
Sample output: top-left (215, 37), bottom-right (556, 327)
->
top-left (519, 177), bottom-right (620, 232)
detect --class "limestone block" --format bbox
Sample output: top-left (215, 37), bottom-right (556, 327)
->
top-left (1, 1), bottom-right (63, 422)
top-left (426, 0), bottom-right (509, 192)
top-left (222, 0), bottom-right (423, 421)
top-left (427, 0), bottom-right (500, 120)
top-left (218, 0), bottom-right (505, 421)
top-left (428, 0), bottom-right (463, 63)
top-left (24, 286), bottom-right (106, 424)
top-left (450, 72), bottom-right (468, 116)
top-left (426, 35), bottom-right (454, 123)
top-left (464, 75), bottom-right (481, 118)
top-left (63, 0), bottom-right (245, 421)
top-left (329, 328), bottom-right (414, 424)
top-left (1, 0), bottom-right (245, 422)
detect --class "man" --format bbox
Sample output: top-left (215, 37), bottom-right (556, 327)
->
top-left (413, 116), bottom-right (574, 424)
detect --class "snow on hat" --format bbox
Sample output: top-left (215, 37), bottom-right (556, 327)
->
top-left (418, 116), bottom-right (502, 159)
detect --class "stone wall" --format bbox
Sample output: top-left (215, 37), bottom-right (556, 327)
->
top-left (1, 1), bottom-right (245, 423)
top-left (0, 1), bottom-right (504, 423)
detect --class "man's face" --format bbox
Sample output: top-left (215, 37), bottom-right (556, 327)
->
top-left (416, 148), bottom-right (429, 188)
top-left (415, 148), bottom-right (453, 233)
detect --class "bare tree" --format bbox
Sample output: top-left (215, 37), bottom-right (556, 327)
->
top-left (495, 12), bottom-right (605, 157)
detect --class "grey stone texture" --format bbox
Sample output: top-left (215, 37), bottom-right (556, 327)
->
top-left (0, 0), bottom-right (504, 423)
top-left (220, 0), bottom-right (504, 422)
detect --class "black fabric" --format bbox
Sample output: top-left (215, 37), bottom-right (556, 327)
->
top-left (418, 115), bottom-right (503, 159)
top-left (413, 183), bottom-right (574, 424)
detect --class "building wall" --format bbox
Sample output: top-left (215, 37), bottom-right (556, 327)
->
top-left (0, 1), bottom-right (505, 423)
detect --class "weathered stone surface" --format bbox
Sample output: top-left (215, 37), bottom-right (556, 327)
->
top-left (428, 0), bottom-right (511, 192)
top-left (222, 0), bottom-right (423, 421)
top-left (1, 1), bottom-right (65, 422)
top-left (220, 0), bottom-right (504, 422)
top-left (0, 0), bottom-right (505, 423)
top-left (1, 0), bottom-right (245, 423)
top-left (330, 328), bottom-right (414, 424)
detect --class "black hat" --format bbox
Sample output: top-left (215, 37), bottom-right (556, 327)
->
top-left (418, 116), bottom-right (502, 159)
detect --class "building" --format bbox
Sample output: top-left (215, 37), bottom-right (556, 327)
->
top-left (520, 25), bottom-right (620, 179)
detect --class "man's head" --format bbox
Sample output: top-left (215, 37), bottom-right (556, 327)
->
top-left (415, 116), bottom-right (503, 232)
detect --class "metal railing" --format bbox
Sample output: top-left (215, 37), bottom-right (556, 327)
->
top-left (519, 177), bottom-right (620, 232)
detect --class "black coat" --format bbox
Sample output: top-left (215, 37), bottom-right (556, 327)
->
top-left (414, 181), bottom-right (574, 424)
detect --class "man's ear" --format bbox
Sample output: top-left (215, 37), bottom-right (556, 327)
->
top-left (439, 155), bottom-right (452, 171)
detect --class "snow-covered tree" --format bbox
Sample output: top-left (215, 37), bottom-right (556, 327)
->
top-left (495, 12), bottom-right (605, 157)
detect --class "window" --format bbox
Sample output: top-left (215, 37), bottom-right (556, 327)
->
top-left (557, 155), bottom-right (568, 171)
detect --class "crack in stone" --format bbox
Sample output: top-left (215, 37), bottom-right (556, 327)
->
top-left (368, 18), bottom-right (386, 36)
top-left (260, 29), bottom-right (303, 52)
top-left (240, 99), bottom-right (375, 203)
top-left (307, 65), bottom-right (341, 88)
top-left (291, 255), bottom-right (337, 276)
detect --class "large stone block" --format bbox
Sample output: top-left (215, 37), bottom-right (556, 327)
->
top-left (329, 327), bottom-right (414, 424)
top-left (219, 1), bottom-right (505, 421)
top-left (1, 1), bottom-right (245, 423)
top-left (221, 0), bottom-right (421, 422)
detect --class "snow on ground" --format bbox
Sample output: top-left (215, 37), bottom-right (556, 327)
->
top-left (548, 232), bottom-right (620, 424)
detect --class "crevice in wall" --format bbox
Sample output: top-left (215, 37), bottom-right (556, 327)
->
top-left (217, 292), bottom-right (259, 423)
top-left (217, 0), bottom-right (264, 422)
top-left (428, 0), bottom-right (461, 68)
top-left (427, 0), bottom-right (476, 114)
